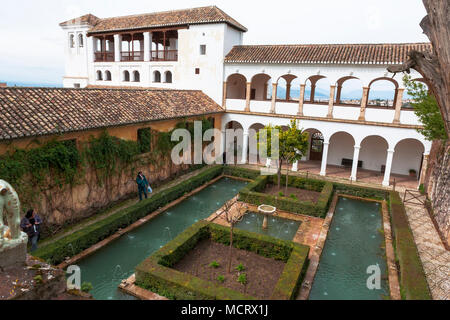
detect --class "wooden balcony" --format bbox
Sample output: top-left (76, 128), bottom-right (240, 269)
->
top-left (151, 50), bottom-right (178, 62)
top-left (94, 52), bottom-right (114, 62)
top-left (121, 51), bottom-right (144, 62)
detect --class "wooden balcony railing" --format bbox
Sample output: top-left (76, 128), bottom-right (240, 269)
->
top-left (151, 50), bottom-right (178, 61)
top-left (121, 51), bottom-right (144, 62)
top-left (94, 52), bottom-right (114, 62)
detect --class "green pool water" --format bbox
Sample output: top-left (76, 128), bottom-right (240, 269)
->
top-left (76, 177), bottom-right (248, 300)
top-left (235, 213), bottom-right (301, 241)
top-left (309, 197), bottom-right (389, 300)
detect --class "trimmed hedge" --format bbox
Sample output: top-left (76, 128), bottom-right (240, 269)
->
top-left (33, 165), bottom-right (223, 265)
top-left (334, 182), bottom-right (388, 200)
top-left (239, 174), bottom-right (333, 218)
top-left (389, 191), bottom-right (431, 300)
top-left (135, 221), bottom-right (309, 300)
top-left (223, 166), bottom-right (262, 180)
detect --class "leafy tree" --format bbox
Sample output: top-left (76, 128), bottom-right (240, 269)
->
top-left (403, 75), bottom-right (446, 141)
top-left (257, 120), bottom-right (309, 190)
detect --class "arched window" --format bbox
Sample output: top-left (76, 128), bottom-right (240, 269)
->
top-left (133, 71), bottom-right (140, 82)
top-left (69, 34), bottom-right (75, 48)
top-left (105, 70), bottom-right (112, 81)
top-left (153, 71), bottom-right (161, 83)
top-left (96, 70), bottom-right (103, 81)
top-left (164, 71), bottom-right (173, 83)
top-left (78, 34), bottom-right (84, 48)
top-left (123, 70), bottom-right (130, 82)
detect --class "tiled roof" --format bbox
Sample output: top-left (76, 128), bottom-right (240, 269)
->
top-left (59, 14), bottom-right (100, 27)
top-left (84, 6), bottom-right (247, 34)
top-left (224, 43), bottom-right (432, 65)
top-left (0, 88), bottom-right (223, 141)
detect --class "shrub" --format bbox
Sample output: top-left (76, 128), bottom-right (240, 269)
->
top-left (81, 282), bottom-right (93, 293)
top-left (235, 263), bottom-right (245, 272)
top-left (237, 273), bottom-right (247, 285)
top-left (209, 261), bottom-right (220, 269)
top-left (217, 275), bottom-right (225, 283)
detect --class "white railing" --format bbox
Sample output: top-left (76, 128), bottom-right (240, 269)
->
top-left (225, 99), bottom-right (420, 126)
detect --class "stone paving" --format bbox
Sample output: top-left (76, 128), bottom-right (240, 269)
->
top-left (402, 193), bottom-right (450, 300)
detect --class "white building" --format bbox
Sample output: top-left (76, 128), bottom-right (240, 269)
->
top-left (60, 6), bottom-right (433, 188)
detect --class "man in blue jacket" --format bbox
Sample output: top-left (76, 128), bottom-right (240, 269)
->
top-left (136, 172), bottom-right (150, 201)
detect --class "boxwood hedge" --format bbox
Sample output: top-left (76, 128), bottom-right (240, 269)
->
top-left (389, 191), bottom-right (431, 300)
top-left (135, 221), bottom-right (309, 300)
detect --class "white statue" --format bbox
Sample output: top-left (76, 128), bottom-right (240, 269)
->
top-left (0, 180), bottom-right (23, 247)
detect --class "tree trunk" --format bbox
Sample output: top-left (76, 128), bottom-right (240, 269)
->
top-left (228, 224), bottom-right (234, 273)
top-left (277, 159), bottom-right (282, 190)
top-left (388, 0), bottom-right (450, 138)
top-left (285, 165), bottom-right (290, 195)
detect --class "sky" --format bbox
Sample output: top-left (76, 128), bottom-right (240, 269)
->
top-left (0, 0), bottom-right (429, 86)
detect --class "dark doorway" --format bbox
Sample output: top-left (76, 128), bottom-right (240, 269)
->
top-left (310, 132), bottom-right (324, 161)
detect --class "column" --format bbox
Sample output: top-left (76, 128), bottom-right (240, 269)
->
top-left (241, 131), bottom-right (249, 164)
top-left (221, 130), bottom-right (227, 164)
top-left (88, 36), bottom-right (95, 62)
top-left (350, 145), bottom-right (361, 181)
top-left (144, 32), bottom-right (151, 62)
top-left (335, 85), bottom-right (342, 104)
top-left (382, 149), bottom-right (395, 187)
top-left (292, 161), bottom-right (299, 172)
top-left (358, 87), bottom-right (369, 121)
top-left (327, 85), bottom-right (336, 118)
top-left (245, 82), bottom-right (251, 112)
top-left (419, 154), bottom-right (429, 185)
top-left (320, 142), bottom-right (330, 176)
top-left (393, 88), bottom-right (405, 124)
top-left (310, 84), bottom-right (316, 102)
top-left (114, 35), bottom-right (121, 62)
top-left (298, 84), bottom-right (306, 116)
top-left (270, 83), bottom-right (278, 113)
top-left (222, 82), bottom-right (228, 109)
top-left (286, 83), bottom-right (291, 100)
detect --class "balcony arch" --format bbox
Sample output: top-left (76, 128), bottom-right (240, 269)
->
top-left (335, 76), bottom-right (363, 105)
top-left (250, 73), bottom-right (272, 101)
top-left (305, 75), bottom-right (330, 103)
top-left (276, 74), bottom-right (298, 101)
top-left (104, 70), bottom-right (112, 81)
top-left (226, 73), bottom-right (247, 99)
top-left (123, 70), bottom-right (130, 82)
top-left (153, 71), bottom-right (161, 83)
top-left (164, 71), bottom-right (173, 83)
top-left (368, 77), bottom-right (399, 107)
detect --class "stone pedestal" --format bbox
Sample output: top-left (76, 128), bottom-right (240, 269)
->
top-left (0, 230), bottom-right (28, 270)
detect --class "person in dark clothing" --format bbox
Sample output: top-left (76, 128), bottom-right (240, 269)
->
top-left (20, 209), bottom-right (42, 252)
top-left (136, 172), bottom-right (150, 201)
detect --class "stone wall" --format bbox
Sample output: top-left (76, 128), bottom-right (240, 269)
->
top-left (23, 153), bottom-right (191, 237)
top-left (425, 140), bottom-right (450, 246)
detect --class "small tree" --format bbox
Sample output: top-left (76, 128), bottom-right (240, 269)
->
top-left (280, 120), bottom-right (309, 194)
top-left (219, 198), bottom-right (249, 273)
top-left (257, 120), bottom-right (309, 190)
top-left (403, 75), bottom-right (446, 141)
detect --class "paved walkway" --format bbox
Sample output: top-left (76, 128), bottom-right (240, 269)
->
top-left (402, 194), bottom-right (450, 300)
top-left (40, 166), bottom-right (214, 248)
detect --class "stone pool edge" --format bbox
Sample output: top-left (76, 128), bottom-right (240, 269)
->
top-left (57, 174), bottom-right (228, 270)
top-left (297, 194), bottom-right (401, 300)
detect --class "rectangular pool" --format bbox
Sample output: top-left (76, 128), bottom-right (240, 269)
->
top-left (76, 177), bottom-right (248, 300)
top-left (309, 197), bottom-right (389, 300)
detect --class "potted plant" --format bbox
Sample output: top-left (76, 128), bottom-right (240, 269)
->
top-left (409, 169), bottom-right (417, 178)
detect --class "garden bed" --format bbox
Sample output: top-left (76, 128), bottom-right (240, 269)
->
top-left (135, 221), bottom-right (309, 300)
top-left (264, 184), bottom-right (321, 203)
top-left (173, 239), bottom-right (285, 299)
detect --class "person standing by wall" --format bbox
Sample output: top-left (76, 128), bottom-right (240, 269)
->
top-left (20, 209), bottom-right (42, 252)
top-left (136, 172), bottom-right (150, 201)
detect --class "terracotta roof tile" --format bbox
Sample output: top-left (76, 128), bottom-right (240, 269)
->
top-left (0, 88), bottom-right (223, 141)
top-left (83, 6), bottom-right (247, 34)
top-left (224, 43), bottom-right (432, 65)
top-left (59, 14), bottom-right (100, 27)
